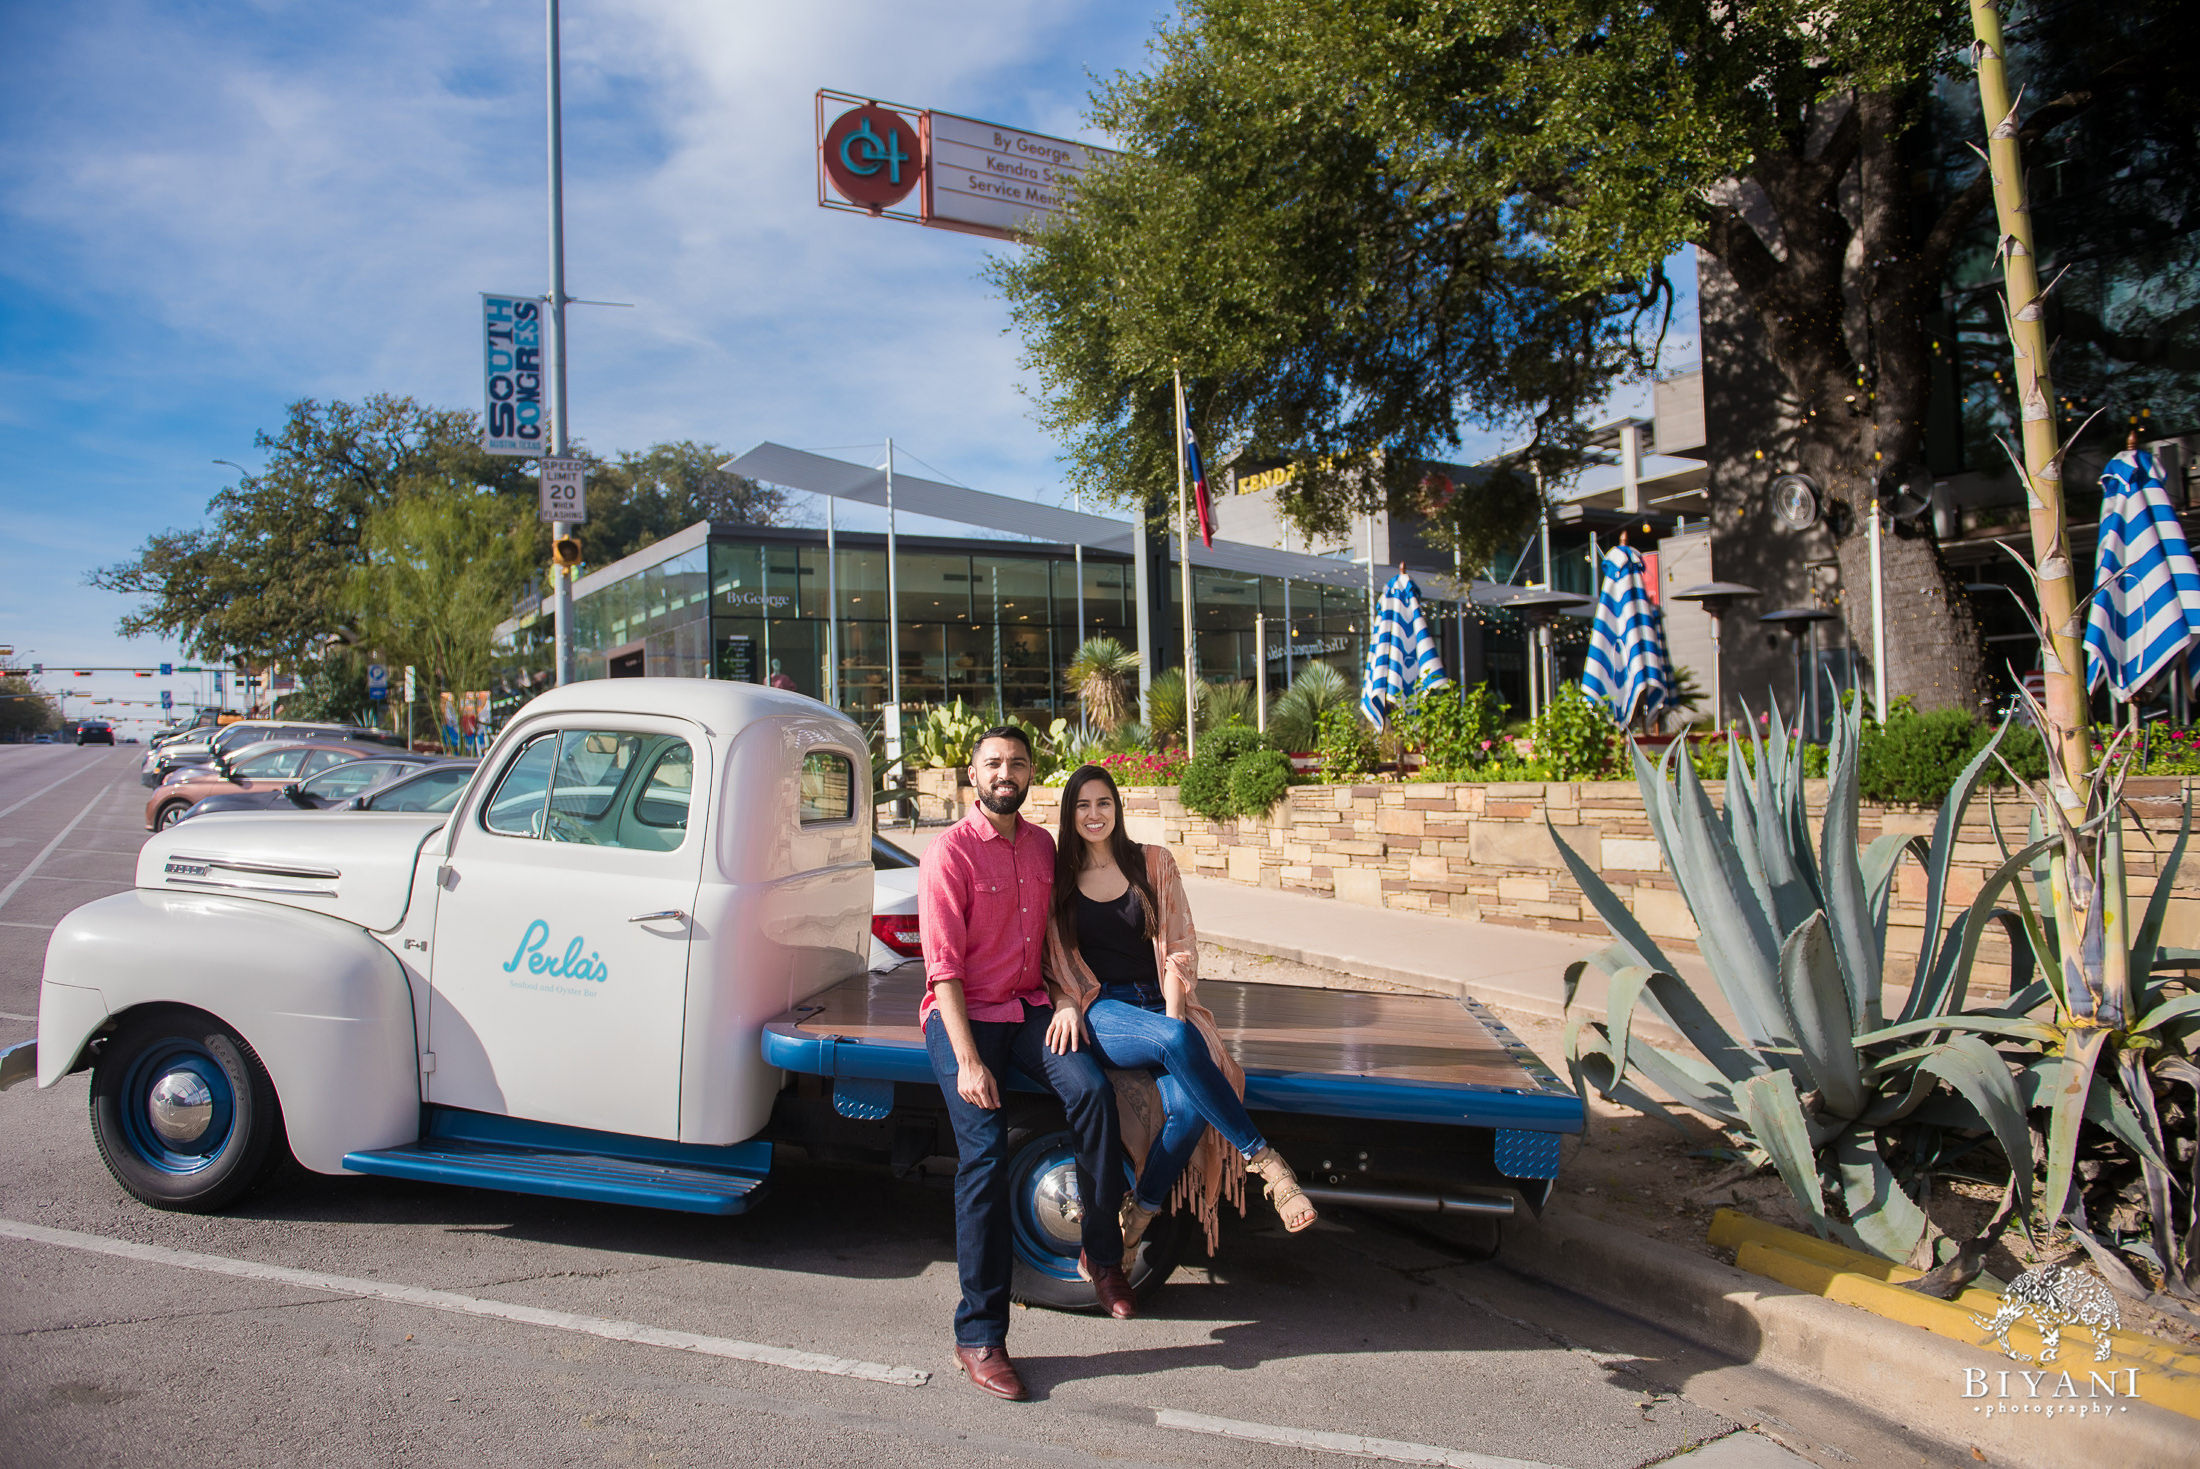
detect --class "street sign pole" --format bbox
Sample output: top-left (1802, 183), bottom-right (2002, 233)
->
top-left (546, 0), bottom-right (576, 688)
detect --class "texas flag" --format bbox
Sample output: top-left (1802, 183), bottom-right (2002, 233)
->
top-left (1182, 408), bottom-right (1215, 547)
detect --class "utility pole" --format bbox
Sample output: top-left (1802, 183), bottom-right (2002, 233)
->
top-left (546, 0), bottom-right (576, 686)
top-left (1174, 367), bottom-right (1197, 760)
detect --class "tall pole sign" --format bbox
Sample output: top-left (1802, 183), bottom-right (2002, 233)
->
top-left (545, 0), bottom-right (576, 686)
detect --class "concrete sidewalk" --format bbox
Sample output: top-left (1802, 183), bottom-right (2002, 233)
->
top-left (879, 822), bottom-right (1734, 1043)
top-left (1179, 873), bottom-right (1730, 1040)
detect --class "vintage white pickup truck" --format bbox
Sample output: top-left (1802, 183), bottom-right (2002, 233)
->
top-left (4, 679), bottom-right (1580, 1307)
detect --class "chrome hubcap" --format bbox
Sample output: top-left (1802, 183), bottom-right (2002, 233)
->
top-left (147, 1069), bottom-right (215, 1144)
top-left (1030, 1160), bottom-right (1085, 1247)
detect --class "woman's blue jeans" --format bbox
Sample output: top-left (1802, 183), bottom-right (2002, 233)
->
top-left (1086, 990), bottom-right (1267, 1211)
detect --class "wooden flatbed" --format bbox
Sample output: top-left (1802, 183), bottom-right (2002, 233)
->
top-left (762, 970), bottom-right (1582, 1193)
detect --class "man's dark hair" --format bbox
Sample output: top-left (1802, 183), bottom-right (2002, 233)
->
top-left (970, 724), bottom-right (1033, 764)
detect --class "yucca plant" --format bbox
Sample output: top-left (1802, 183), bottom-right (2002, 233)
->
top-left (1269, 661), bottom-right (1352, 752)
top-left (1557, 696), bottom-right (2050, 1261)
top-left (1065, 636), bottom-right (1140, 734)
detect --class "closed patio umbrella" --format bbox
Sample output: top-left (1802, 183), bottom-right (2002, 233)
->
top-left (1581, 543), bottom-right (1672, 727)
top-left (2083, 444), bottom-right (2200, 702)
top-left (1360, 571), bottom-right (1450, 727)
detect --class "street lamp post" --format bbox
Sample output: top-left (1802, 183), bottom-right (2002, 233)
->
top-left (546, 0), bottom-right (576, 688)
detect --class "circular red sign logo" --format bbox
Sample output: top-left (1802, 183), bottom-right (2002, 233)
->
top-left (822, 105), bottom-right (922, 210)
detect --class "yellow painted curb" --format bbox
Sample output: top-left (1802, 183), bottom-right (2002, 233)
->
top-left (1709, 1210), bottom-right (2200, 1421)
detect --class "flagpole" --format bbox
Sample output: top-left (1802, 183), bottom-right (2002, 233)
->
top-left (1176, 365), bottom-right (1196, 761)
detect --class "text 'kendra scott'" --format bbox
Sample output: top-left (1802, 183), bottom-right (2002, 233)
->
top-left (503, 920), bottom-right (609, 984)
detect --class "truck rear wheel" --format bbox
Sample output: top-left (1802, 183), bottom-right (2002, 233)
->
top-left (90, 1007), bottom-right (284, 1212)
top-left (1004, 1128), bottom-right (1188, 1311)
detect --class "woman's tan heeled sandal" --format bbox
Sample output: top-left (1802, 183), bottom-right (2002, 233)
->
top-left (1247, 1147), bottom-right (1318, 1233)
top-left (1120, 1196), bottom-right (1161, 1253)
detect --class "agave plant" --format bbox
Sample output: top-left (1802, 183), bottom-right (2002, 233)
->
top-left (1974, 706), bottom-right (2200, 1306)
top-left (1557, 696), bottom-right (2051, 1260)
top-left (1200, 678), bottom-right (1260, 732)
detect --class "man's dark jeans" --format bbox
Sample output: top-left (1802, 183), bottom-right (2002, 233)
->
top-left (924, 1003), bottom-right (1125, 1347)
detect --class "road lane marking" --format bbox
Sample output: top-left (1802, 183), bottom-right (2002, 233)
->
top-left (0, 920), bottom-right (52, 929)
top-left (0, 1012), bottom-right (32, 1022)
top-left (1154, 1410), bottom-right (1566, 1469)
top-left (0, 753), bottom-right (121, 823)
top-left (0, 1217), bottom-right (930, 1388)
top-left (0, 789), bottom-right (108, 916)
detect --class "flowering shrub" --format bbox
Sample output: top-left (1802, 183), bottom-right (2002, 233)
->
top-left (1099, 749), bottom-right (1187, 786)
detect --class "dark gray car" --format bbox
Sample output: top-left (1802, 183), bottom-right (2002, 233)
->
top-left (180, 758), bottom-right (477, 824)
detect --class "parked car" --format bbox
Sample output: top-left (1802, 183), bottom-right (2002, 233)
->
top-left (144, 742), bottom-right (379, 830)
top-left (141, 721), bottom-right (401, 786)
top-left (31, 734), bottom-right (55, 744)
top-left (869, 834), bottom-right (922, 970)
top-left (76, 720), bottom-right (115, 746)
top-left (180, 758), bottom-right (477, 823)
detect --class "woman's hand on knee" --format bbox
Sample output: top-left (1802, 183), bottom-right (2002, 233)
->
top-left (1044, 1001), bottom-right (1088, 1055)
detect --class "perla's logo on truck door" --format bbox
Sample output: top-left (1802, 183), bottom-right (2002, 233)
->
top-left (502, 920), bottom-right (609, 986)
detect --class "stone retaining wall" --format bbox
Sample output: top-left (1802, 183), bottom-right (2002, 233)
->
top-left (1020, 777), bottom-right (2200, 995)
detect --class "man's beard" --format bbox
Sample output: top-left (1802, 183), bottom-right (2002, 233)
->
top-left (978, 780), bottom-right (1029, 815)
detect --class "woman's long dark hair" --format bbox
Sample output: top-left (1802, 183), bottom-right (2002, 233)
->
top-left (1052, 763), bottom-right (1160, 950)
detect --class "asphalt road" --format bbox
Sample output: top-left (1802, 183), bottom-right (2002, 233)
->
top-left (0, 744), bottom-right (1960, 1469)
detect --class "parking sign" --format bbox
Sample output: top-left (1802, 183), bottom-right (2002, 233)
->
top-left (367, 664), bottom-right (389, 701)
top-left (161, 690), bottom-right (173, 710)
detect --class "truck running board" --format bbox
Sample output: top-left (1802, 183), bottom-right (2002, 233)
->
top-left (344, 1108), bottom-right (772, 1216)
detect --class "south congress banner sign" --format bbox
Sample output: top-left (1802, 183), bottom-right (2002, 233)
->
top-left (815, 89), bottom-right (1118, 243)
top-left (481, 293), bottom-right (546, 457)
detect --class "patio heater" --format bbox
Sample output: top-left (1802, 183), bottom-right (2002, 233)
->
top-left (1500, 588), bottom-right (1594, 720)
top-left (1669, 581), bottom-right (1761, 732)
top-left (1759, 606), bottom-right (1839, 740)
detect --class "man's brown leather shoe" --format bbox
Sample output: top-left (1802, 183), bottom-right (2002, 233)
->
top-left (1080, 1251), bottom-right (1137, 1320)
top-left (953, 1345), bottom-right (1027, 1400)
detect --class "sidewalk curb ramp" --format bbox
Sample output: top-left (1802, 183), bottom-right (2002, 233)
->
top-left (1503, 1206), bottom-right (2200, 1469)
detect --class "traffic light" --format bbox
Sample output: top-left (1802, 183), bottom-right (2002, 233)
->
top-left (551, 535), bottom-right (583, 568)
top-left (134, 669), bottom-right (151, 678)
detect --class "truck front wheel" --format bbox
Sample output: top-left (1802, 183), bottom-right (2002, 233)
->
top-left (1004, 1128), bottom-right (1188, 1311)
top-left (90, 1007), bottom-right (284, 1212)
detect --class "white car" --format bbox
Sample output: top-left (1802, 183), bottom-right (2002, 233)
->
top-left (869, 836), bottom-right (921, 970)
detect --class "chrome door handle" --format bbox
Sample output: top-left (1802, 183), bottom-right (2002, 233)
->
top-left (628, 909), bottom-right (688, 923)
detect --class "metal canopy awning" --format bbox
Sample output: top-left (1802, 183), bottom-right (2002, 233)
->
top-left (723, 442), bottom-right (1375, 592)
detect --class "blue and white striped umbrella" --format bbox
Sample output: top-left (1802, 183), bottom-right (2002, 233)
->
top-left (2083, 448), bottom-right (2200, 699)
top-left (1580, 544), bottom-right (1672, 724)
top-left (1360, 572), bottom-right (1450, 726)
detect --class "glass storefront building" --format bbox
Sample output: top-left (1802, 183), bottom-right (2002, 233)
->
top-left (497, 520), bottom-right (1540, 729)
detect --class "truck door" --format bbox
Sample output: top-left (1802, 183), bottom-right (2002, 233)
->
top-left (427, 720), bottom-right (705, 1140)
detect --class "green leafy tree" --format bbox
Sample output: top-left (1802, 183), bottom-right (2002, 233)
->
top-left (0, 676), bottom-right (59, 738)
top-left (997, 0), bottom-right (2183, 711)
top-left (92, 395), bottom-right (534, 664)
top-left (347, 480), bottom-right (537, 746)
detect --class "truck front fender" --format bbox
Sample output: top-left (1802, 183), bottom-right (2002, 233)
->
top-left (39, 890), bottom-right (421, 1172)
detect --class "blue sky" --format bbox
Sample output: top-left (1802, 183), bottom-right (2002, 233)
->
top-left (0, 0), bottom-right (1693, 732)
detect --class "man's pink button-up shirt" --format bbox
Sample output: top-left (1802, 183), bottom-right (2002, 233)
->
top-left (917, 805), bottom-right (1055, 1027)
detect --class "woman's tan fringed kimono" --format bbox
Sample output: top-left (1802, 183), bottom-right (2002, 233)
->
top-left (1042, 843), bottom-right (1248, 1253)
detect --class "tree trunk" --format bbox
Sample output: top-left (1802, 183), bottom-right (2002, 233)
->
top-left (1702, 89), bottom-right (1994, 716)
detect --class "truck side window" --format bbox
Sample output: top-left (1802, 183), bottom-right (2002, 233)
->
top-left (798, 751), bottom-right (854, 826)
top-left (483, 734), bottom-right (557, 837)
top-left (629, 742), bottom-right (693, 850)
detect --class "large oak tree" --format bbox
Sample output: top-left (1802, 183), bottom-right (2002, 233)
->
top-left (1000, 0), bottom-right (2182, 711)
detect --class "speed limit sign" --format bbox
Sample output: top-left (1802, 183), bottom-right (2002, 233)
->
top-left (538, 456), bottom-right (587, 524)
